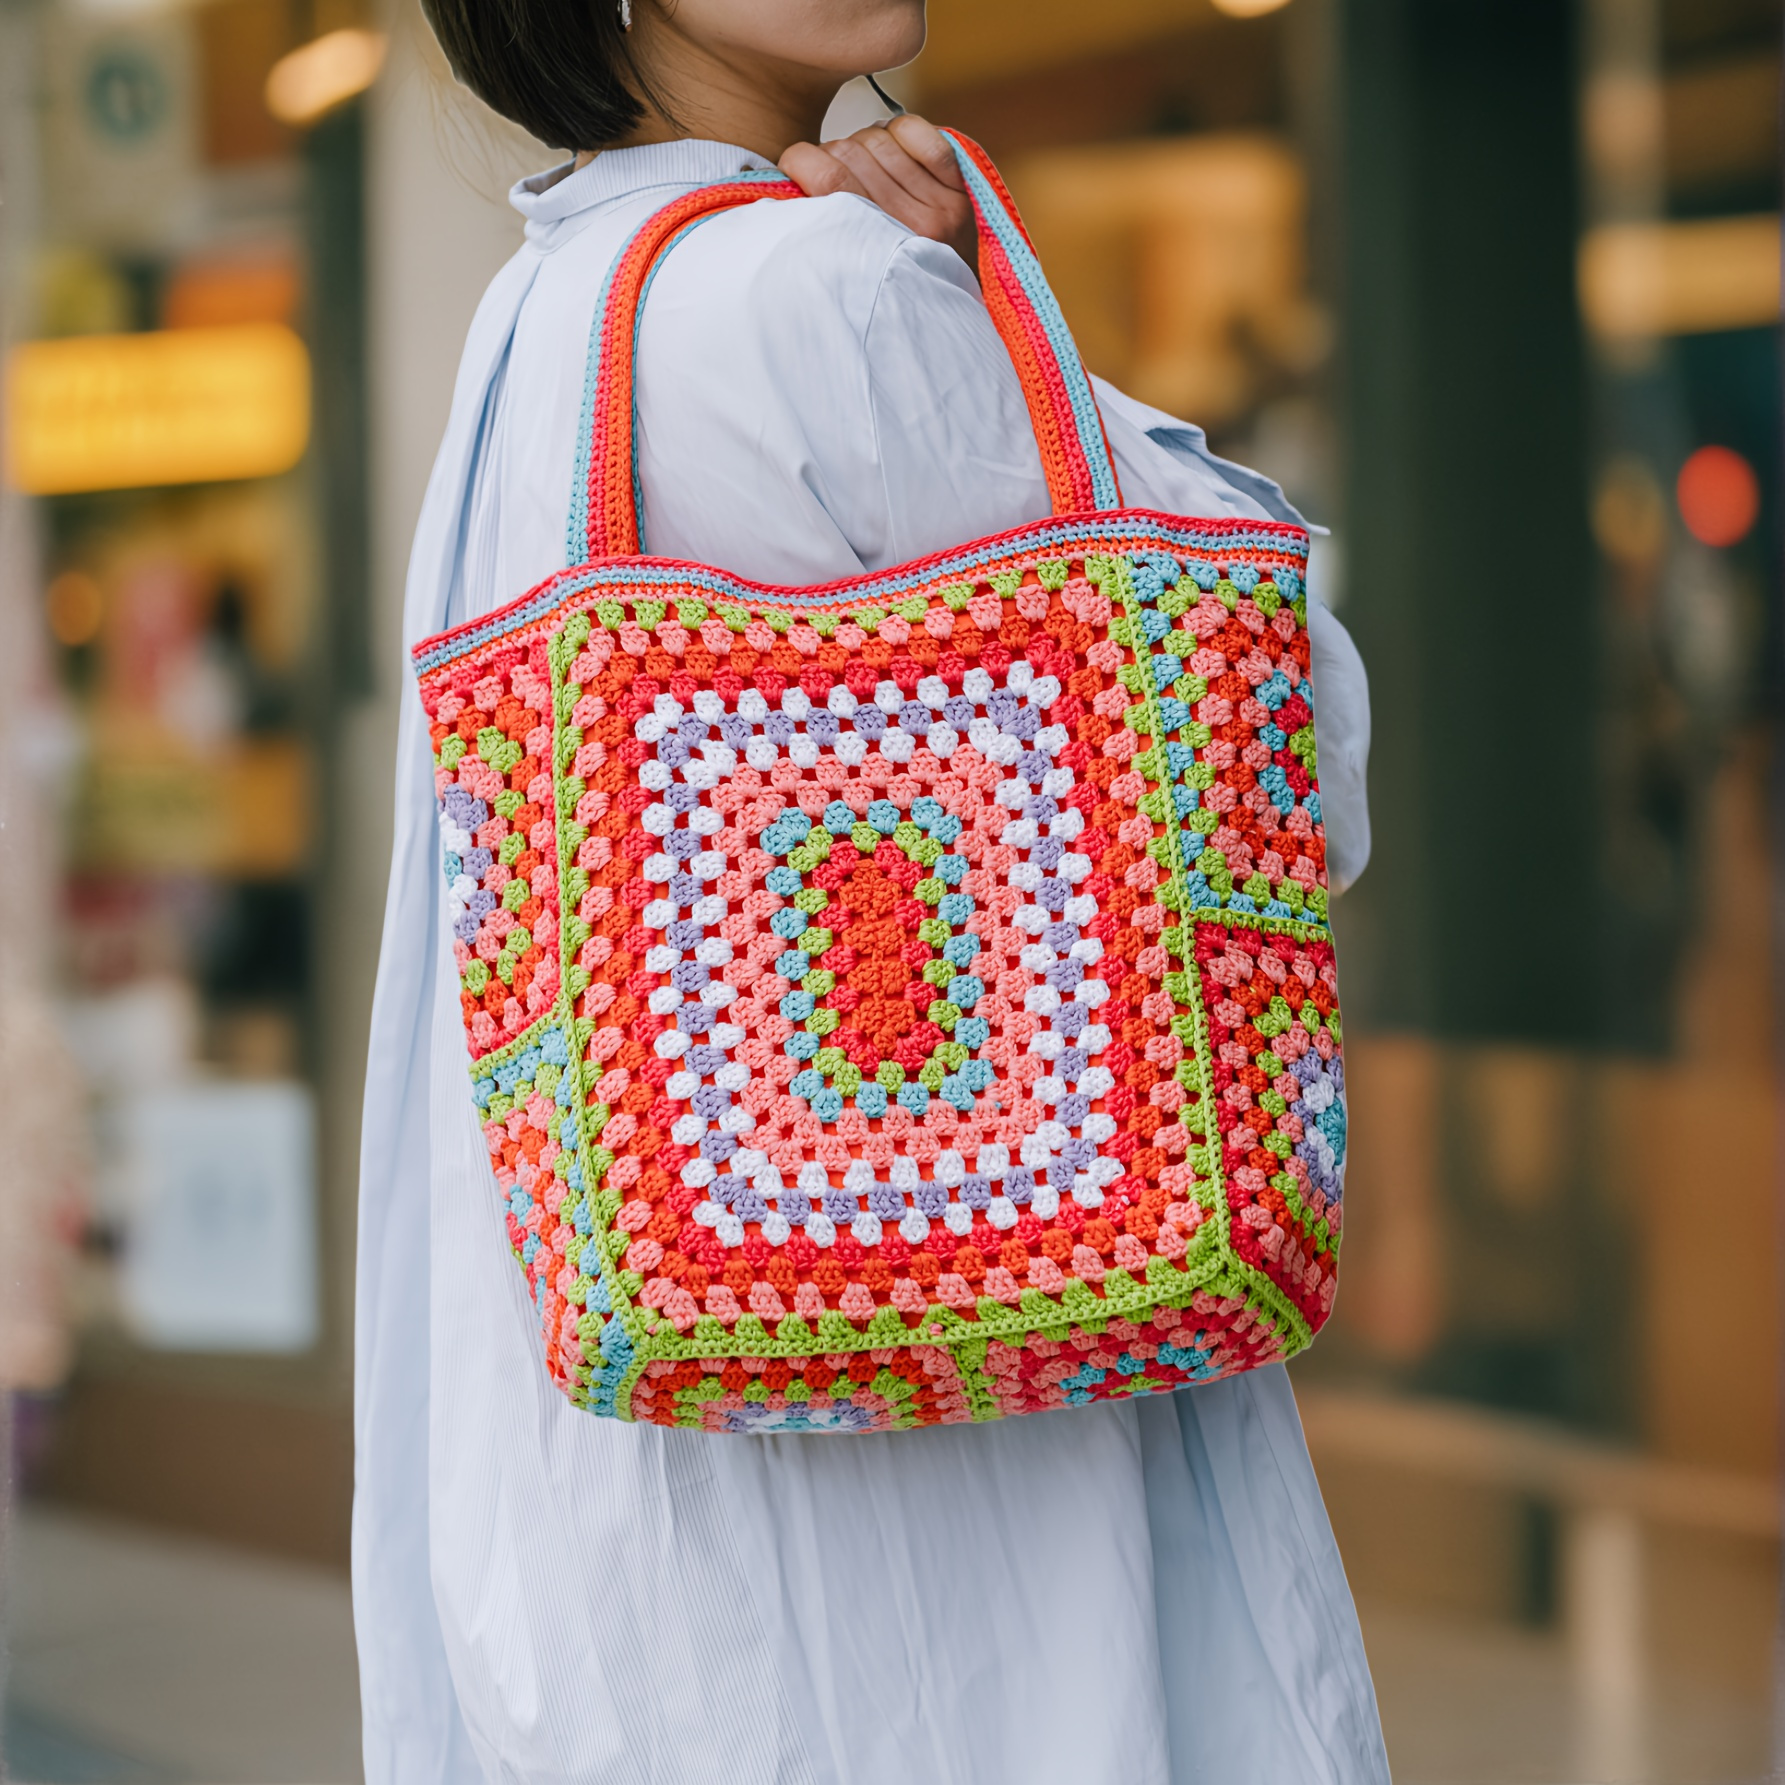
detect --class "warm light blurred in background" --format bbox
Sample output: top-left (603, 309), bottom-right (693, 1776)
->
top-left (0, 0), bottom-right (1777, 1780)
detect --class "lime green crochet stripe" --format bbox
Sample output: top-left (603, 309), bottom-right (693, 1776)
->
top-left (1096, 552), bottom-right (1313, 1360)
top-left (547, 609), bottom-right (654, 1418)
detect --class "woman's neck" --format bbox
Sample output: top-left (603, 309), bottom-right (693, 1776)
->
top-left (579, 21), bottom-right (841, 166)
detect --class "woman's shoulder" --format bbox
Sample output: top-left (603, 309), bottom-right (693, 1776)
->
top-left (644, 187), bottom-right (981, 357)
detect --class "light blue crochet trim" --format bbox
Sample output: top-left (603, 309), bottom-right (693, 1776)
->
top-left (415, 512), bottom-right (1309, 673)
top-left (563, 219), bottom-right (631, 570)
top-left (943, 135), bottom-right (1123, 513)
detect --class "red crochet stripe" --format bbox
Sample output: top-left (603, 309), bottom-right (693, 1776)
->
top-left (587, 178), bottom-right (805, 559)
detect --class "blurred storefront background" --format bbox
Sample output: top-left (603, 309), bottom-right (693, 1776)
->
top-left (1, 0), bottom-right (1777, 1779)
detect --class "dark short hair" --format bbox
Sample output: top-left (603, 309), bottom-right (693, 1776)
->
top-left (419, 0), bottom-right (647, 151)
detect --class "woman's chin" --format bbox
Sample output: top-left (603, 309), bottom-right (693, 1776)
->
top-left (820, 1), bottom-right (926, 83)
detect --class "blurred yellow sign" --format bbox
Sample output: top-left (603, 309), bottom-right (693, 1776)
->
top-left (265, 28), bottom-right (388, 126)
top-left (1579, 214), bottom-right (1781, 341)
top-left (75, 738), bottom-right (312, 876)
top-left (5, 322), bottom-right (310, 494)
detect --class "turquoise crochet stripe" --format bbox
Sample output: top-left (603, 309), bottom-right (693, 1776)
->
top-left (945, 139), bottom-right (1122, 513)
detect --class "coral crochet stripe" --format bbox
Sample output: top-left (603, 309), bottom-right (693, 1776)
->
top-left (412, 138), bottom-right (1348, 1434)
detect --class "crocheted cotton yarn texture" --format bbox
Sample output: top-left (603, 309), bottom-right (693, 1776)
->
top-left (412, 136), bottom-right (1348, 1433)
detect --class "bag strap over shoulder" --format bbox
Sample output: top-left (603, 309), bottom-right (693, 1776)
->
top-left (944, 132), bottom-right (1123, 519)
top-left (566, 132), bottom-right (1121, 566)
top-left (566, 167), bottom-right (802, 568)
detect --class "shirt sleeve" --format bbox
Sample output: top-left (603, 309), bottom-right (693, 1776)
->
top-left (1307, 595), bottom-right (1372, 894)
top-left (353, 250), bottom-right (539, 1785)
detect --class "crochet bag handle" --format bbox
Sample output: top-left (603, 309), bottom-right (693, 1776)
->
top-left (944, 130), bottom-right (1123, 519)
top-left (567, 131), bottom-right (1122, 566)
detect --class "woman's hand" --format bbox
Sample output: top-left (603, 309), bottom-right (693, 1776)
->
top-left (780, 114), bottom-right (979, 271)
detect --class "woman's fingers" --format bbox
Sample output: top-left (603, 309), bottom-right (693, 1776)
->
top-left (778, 139), bottom-right (867, 201)
top-left (885, 114), bottom-right (967, 191)
top-left (778, 114), bottom-right (979, 270)
top-left (830, 123), bottom-right (979, 265)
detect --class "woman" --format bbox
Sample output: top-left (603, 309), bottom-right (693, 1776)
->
top-left (356, 1), bottom-right (1388, 1779)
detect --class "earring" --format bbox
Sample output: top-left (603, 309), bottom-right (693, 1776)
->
top-left (618, 0), bottom-right (631, 27)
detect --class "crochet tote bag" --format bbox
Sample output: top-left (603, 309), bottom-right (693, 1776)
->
top-left (413, 134), bottom-right (1348, 1434)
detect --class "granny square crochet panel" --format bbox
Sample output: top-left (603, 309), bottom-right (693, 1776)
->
top-left (411, 137), bottom-right (1347, 1433)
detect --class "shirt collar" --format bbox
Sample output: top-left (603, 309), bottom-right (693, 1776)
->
top-left (510, 139), bottom-right (778, 246)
